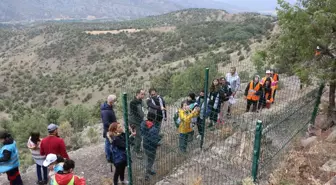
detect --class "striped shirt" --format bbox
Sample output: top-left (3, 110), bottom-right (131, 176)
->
top-left (27, 137), bottom-right (46, 166)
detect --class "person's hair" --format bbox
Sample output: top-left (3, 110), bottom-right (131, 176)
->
top-left (147, 112), bottom-right (156, 122)
top-left (107, 94), bottom-right (117, 103)
top-left (148, 88), bottom-right (156, 94)
top-left (188, 92), bottom-right (196, 100)
top-left (56, 155), bottom-right (65, 163)
top-left (135, 89), bottom-right (144, 96)
top-left (231, 66), bottom-right (236, 71)
top-left (180, 100), bottom-right (188, 108)
top-left (63, 159), bottom-right (75, 171)
top-left (199, 89), bottom-right (204, 93)
top-left (30, 132), bottom-right (41, 145)
top-left (210, 79), bottom-right (220, 92)
top-left (108, 122), bottom-right (120, 134)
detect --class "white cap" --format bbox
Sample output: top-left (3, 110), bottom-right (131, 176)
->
top-left (266, 70), bottom-right (271, 74)
top-left (43, 154), bottom-right (57, 167)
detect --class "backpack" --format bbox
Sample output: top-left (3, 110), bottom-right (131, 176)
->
top-left (173, 111), bottom-right (181, 128)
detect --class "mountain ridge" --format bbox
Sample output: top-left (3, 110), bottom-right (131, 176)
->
top-left (0, 0), bottom-right (244, 22)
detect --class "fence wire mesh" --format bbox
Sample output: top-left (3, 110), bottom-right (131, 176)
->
top-left (119, 59), bottom-right (321, 185)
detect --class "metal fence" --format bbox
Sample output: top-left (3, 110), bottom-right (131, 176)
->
top-left (119, 65), bottom-right (323, 185)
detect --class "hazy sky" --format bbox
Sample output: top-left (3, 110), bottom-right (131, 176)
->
top-left (214, 0), bottom-right (297, 13)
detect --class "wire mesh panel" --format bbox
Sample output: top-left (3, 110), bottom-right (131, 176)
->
top-left (120, 63), bottom-right (320, 185)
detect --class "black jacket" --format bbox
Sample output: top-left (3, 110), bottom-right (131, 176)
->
top-left (147, 96), bottom-right (166, 122)
top-left (129, 98), bottom-right (144, 125)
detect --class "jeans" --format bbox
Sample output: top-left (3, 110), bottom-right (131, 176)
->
top-left (114, 161), bottom-right (127, 185)
top-left (105, 138), bottom-right (112, 161)
top-left (6, 167), bottom-right (23, 185)
top-left (134, 121), bottom-right (144, 153)
top-left (179, 132), bottom-right (194, 153)
top-left (36, 164), bottom-right (48, 182)
top-left (144, 149), bottom-right (157, 174)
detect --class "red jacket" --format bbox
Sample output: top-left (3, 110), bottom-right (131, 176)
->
top-left (40, 135), bottom-right (69, 159)
top-left (54, 173), bottom-right (86, 185)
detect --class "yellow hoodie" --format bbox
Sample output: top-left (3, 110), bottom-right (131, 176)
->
top-left (178, 109), bottom-right (199, 134)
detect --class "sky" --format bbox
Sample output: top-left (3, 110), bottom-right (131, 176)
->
top-left (214, 0), bottom-right (297, 13)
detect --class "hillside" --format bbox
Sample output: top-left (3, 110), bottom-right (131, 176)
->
top-left (0, 8), bottom-right (277, 184)
top-left (0, 0), bottom-right (243, 22)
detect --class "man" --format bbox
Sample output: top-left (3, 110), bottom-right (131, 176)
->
top-left (226, 66), bottom-right (241, 117)
top-left (40, 124), bottom-right (69, 159)
top-left (146, 88), bottom-right (166, 137)
top-left (270, 69), bottom-right (279, 103)
top-left (100, 94), bottom-right (117, 162)
top-left (129, 89), bottom-right (145, 159)
top-left (244, 75), bottom-right (262, 112)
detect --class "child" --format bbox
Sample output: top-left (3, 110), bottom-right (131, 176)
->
top-left (43, 154), bottom-right (65, 185)
top-left (53, 159), bottom-right (86, 185)
top-left (27, 132), bottom-right (48, 185)
top-left (142, 112), bottom-right (160, 181)
top-left (178, 100), bottom-right (200, 153)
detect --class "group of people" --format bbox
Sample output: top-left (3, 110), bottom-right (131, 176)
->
top-left (0, 123), bottom-right (86, 185)
top-left (100, 89), bottom-right (164, 184)
top-left (244, 69), bottom-right (279, 112)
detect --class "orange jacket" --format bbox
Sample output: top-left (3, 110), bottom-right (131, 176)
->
top-left (245, 81), bottom-right (262, 101)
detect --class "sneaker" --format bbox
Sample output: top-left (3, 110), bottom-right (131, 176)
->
top-left (120, 180), bottom-right (129, 184)
top-left (36, 181), bottom-right (44, 185)
top-left (136, 152), bottom-right (143, 159)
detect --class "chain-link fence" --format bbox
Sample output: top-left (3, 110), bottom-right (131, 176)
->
top-left (119, 61), bottom-right (323, 185)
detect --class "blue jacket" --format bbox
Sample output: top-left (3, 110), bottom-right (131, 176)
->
top-left (141, 121), bottom-right (160, 152)
top-left (0, 141), bottom-right (20, 173)
top-left (100, 102), bottom-right (117, 138)
top-left (109, 133), bottom-right (127, 165)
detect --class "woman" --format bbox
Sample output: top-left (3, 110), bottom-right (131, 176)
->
top-left (208, 79), bottom-right (222, 129)
top-left (27, 132), bottom-right (48, 185)
top-left (0, 129), bottom-right (23, 185)
top-left (178, 100), bottom-right (200, 153)
top-left (43, 154), bottom-right (65, 185)
top-left (107, 122), bottom-right (129, 185)
top-left (53, 159), bottom-right (86, 185)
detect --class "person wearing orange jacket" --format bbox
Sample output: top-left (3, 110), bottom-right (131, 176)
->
top-left (244, 75), bottom-right (263, 112)
top-left (258, 77), bottom-right (274, 110)
top-left (270, 69), bottom-right (279, 103)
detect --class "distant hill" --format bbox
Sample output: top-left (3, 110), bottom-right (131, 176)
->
top-left (0, 0), bottom-right (244, 22)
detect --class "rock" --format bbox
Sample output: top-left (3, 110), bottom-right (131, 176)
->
top-left (326, 129), bottom-right (336, 142)
top-left (300, 136), bottom-right (317, 148)
top-left (325, 176), bottom-right (336, 185)
top-left (320, 160), bottom-right (336, 173)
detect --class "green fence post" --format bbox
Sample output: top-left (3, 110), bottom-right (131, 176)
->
top-left (251, 120), bottom-right (263, 182)
top-left (311, 83), bottom-right (325, 125)
top-left (200, 68), bottom-right (209, 149)
top-left (122, 93), bottom-right (133, 185)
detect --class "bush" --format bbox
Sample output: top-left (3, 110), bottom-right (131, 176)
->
top-left (59, 104), bottom-right (92, 131)
top-left (239, 70), bottom-right (250, 83)
top-left (46, 108), bottom-right (61, 124)
top-left (87, 127), bottom-right (99, 144)
top-left (58, 121), bottom-right (74, 149)
top-left (238, 55), bottom-right (245, 61)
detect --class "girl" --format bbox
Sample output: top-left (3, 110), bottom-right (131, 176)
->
top-left (208, 79), bottom-right (222, 129)
top-left (259, 77), bottom-right (274, 110)
top-left (108, 122), bottom-right (129, 185)
top-left (0, 130), bottom-right (23, 185)
top-left (178, 100), bottom-right (200, 153)
top-left (27, 132), bottom-right (48, 185)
